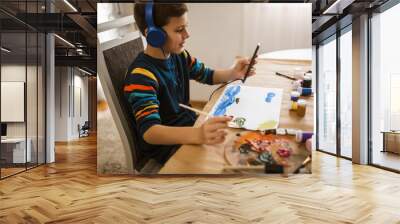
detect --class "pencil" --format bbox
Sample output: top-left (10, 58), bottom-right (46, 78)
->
top-left (178, 103), bottom-right (210, 117)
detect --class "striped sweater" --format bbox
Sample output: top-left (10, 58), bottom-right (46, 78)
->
top-left (123, 50), bottom-right (214, 170)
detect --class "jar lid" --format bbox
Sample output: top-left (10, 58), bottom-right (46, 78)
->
top-left (297, 99), bottom-right (306, 105)
top-left (291, 91), bottom-right (300, 97)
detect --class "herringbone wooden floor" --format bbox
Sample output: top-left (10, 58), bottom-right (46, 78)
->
top-left (0, 135), bottom-right (399, 224)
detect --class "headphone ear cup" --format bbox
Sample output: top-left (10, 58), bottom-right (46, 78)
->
top-left (146, 27), bottom-right (167, 48)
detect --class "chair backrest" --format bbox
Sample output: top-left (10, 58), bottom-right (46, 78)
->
top-left (82, 121), bottom-right (90, 129)
top-left (97, 16), bottom-right (146, 172)
top-left (103, 39), bottom-right (144, 94)
top-left (103, 39), bottom-right (143, 150)
top-left (102, 38), bottom-right (144, 170)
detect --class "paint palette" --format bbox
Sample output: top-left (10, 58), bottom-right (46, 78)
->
top-left (224, 131), bottom-right (311, 174)
top-left (210, 85), bottom-right (283, 131)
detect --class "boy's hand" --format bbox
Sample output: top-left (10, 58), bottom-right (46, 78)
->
top-left (198, 116), bottom-right (232, 145)
top-left (230, 56), bottom-right (258, 80)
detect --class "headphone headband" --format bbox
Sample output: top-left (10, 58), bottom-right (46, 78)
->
top-left (145, 2), bottom-right (155, 28)
top-left (144, 2), bottom-right (167, 48)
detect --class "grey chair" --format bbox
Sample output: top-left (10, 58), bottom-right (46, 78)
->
top-left (78, 121), bottom-right (90, 138)
top-left (97, 17), bottom-right (146, 173)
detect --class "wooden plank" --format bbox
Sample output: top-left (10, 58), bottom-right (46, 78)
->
top-left (1, 135), bottom-right (400, 223)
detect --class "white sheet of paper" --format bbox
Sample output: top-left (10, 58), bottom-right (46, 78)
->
top-left (210, 85), bottom-right (283, 131)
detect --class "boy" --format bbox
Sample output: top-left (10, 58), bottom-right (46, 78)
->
top-left (124, 3), bottom-right (256, 172)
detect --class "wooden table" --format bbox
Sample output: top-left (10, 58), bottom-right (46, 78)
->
top-left (381, 131), bottom-right (400, 154)
top-left (159, 59), bottom-right (313, 174)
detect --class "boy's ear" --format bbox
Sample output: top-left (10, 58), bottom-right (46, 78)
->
top-left (144, 28), bottom-right (148, 37)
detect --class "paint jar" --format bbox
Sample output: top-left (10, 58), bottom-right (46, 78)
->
top-left (292, 80), bottom-right (302, 90)
top-left (290, 91), bottom-right (300, 101)
top-left (298, 86), bottom-right (312, 96)
top-left (286, 128), bottom-right (297, 135)
top-left (295, 130), bottom-right (314, 143)
top-left (297, 99), bottom-right (307, 117)
top-left (290, 100), bottom-right (298, 110)
top-left (276, 128), bottom-right (286, 135)
top-left (302, 75), bottom-right (312, 88)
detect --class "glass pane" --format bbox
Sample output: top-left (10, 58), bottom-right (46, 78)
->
top-left (340, 29), bottom-right (352, 158)
top-left (27, 31), bottom-right (38, 169)
top-left (1, 30), bottom-right (27, 177)
top-left (38, 33), bottom-right (45, 165)
top-left (371, 4), bottom-right (400, 171)
top-left (318, 37), bottom-right (337, 154)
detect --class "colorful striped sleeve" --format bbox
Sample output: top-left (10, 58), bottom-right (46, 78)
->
top-left (123, 67), bottom-right (161, 137)
top-left (182, 50), bottom-right (214, 85)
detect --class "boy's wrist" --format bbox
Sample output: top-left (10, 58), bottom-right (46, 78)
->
top-left (229, 68), bottom-right (236, 80)
top-left (194, 127), bottom-right (205, 144)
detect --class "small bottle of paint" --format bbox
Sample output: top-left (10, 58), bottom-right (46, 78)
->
top-left (290, 101), bottom-right (298, 110)
top-left (295, 130), bottom-right (314, 143)
top-left (290, 91), bottom-right (300, 101)
top-left (286, 128), bottom-right (297, 135)
top-left (297, 86), bottom-right (312, 96)
top-left (297, 99), bottom-right (307, 117)
top-left (290, 91), bottom-right (300, 111)
top-left (302, 75), bottom-right (312, 88)
top-left (276, 128), bottom-right (286, 135)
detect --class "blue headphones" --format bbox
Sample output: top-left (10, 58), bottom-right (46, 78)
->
top-left (145, 2), bottom-right (167, 48)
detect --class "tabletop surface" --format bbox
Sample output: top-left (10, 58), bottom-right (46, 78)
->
top-left (159, 59), bottom-right (313, 174)
top-left (1, 138), bottom-right (28, 143)
top-left (381, 131), bottom-right (400, 134)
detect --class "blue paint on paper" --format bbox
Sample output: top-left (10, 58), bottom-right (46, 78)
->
top-left (213, 85), bottom-right (241, 116)
top-left (265, 92), bottom-right (276, 103)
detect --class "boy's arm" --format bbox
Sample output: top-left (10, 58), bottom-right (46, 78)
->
top-left (212, 69), bottom-right (236, 84)
top-left (212, 57), bottom-right (257, 84)
top-left (143, 116), bottom-right (232, 145)
top-left (183, 50), bottom-right (257, 85)
top-left (124, 67), bottom-right (162, 141)
top-left (144, 125), bottom-right (202, 145)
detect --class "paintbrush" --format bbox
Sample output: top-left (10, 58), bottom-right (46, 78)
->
top-left (223, 165), bottom-right (264, 171)
top-left (179, 104), bottom-right (235, 125)
top-left (178, 103), bottom-right (210, 117)
top-left (275, 72), bottom-right (296, 80)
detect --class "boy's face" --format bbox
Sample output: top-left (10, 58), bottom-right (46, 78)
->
top-left (162, 12), bottom-right (190, 54)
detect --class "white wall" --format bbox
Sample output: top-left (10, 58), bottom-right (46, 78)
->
top-left (1, 64), bottom-right (46, 164)
top-left (241, 4), bottom-right (311, 54)
top-left (186, 3), bottom-right (311, 101)
top-left (1, 65), bottom-right (32, 138)
top-left (55, 66), bottom-right (68, 141)
top-left (54, 67), bottom-right (89, 141)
